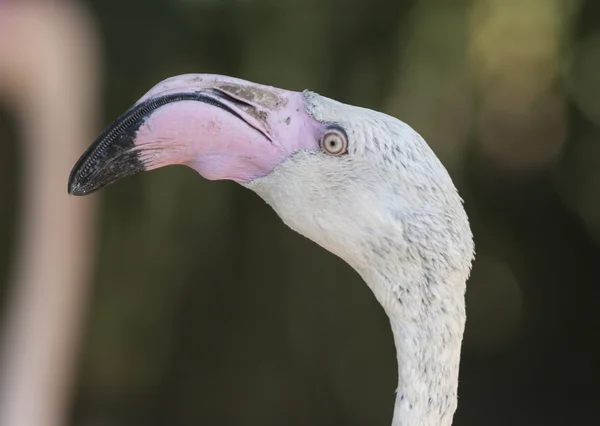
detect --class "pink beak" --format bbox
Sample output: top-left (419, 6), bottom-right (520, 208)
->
top-left (68, 74), bottom-right (321, 195)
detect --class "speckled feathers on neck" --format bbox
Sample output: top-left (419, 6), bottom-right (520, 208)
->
top-left (247, 90), bottom-right (474, 426)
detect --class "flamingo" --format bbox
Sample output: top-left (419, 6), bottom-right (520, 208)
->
top-left (0, 2), bottom-right (99, 426)
top-left (68, 74), bottom-right (474, 426)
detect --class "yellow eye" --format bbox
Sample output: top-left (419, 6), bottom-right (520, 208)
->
top-left (320, 129), bottom-right (348, 156)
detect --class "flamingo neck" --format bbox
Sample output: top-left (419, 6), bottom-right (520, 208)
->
top-left (361, 269), bottom-right (466, 426)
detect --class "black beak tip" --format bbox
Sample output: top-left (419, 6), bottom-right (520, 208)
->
top-left (66, 152), bottom-right (145, 196)
top-left (67, 182), bottom-right (89, 197)
top-left (67, 180), bottom-right (85, 196)
top-left (67, 111), bottom-right (147, 197)
top-left (67, 161), bottom-right (93, 196)
top-left (67, 169), bottom-right (79, 195)
top-left (67, 91), bottom-right (212, 197)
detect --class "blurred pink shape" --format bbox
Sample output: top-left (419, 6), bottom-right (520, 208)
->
top-left (0, 1), bottom-right (101, 426)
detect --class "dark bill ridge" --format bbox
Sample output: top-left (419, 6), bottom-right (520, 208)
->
top-left (68, 92), bottom-right (246, 196)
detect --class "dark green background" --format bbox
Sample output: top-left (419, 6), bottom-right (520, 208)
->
top-left (1, 1), bottom-right (599, 425)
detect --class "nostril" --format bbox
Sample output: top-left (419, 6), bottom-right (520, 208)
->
top-left (210, 88), bottom-right (254, 108)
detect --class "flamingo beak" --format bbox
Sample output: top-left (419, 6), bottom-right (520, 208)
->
top-left (68, 74), bottom-right (320, 196)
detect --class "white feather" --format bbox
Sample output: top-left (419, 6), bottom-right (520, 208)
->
top-left (246, 91), bottom-right (474, 426)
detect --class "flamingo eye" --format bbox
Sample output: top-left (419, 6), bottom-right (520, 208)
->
top-left (320, 128), bottom-right (348, 156)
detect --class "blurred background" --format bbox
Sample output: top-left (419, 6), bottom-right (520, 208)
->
top-left (0, 0), bottom-right (599, 425)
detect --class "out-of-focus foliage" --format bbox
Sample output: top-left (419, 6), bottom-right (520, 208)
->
top-left (1, 0), bottom-right (599, 425)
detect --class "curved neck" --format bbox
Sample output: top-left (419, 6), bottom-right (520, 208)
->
top-left (362, 269), bottom-right (466, 426)
top-left (389, 320), bottom-right (462, 426)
